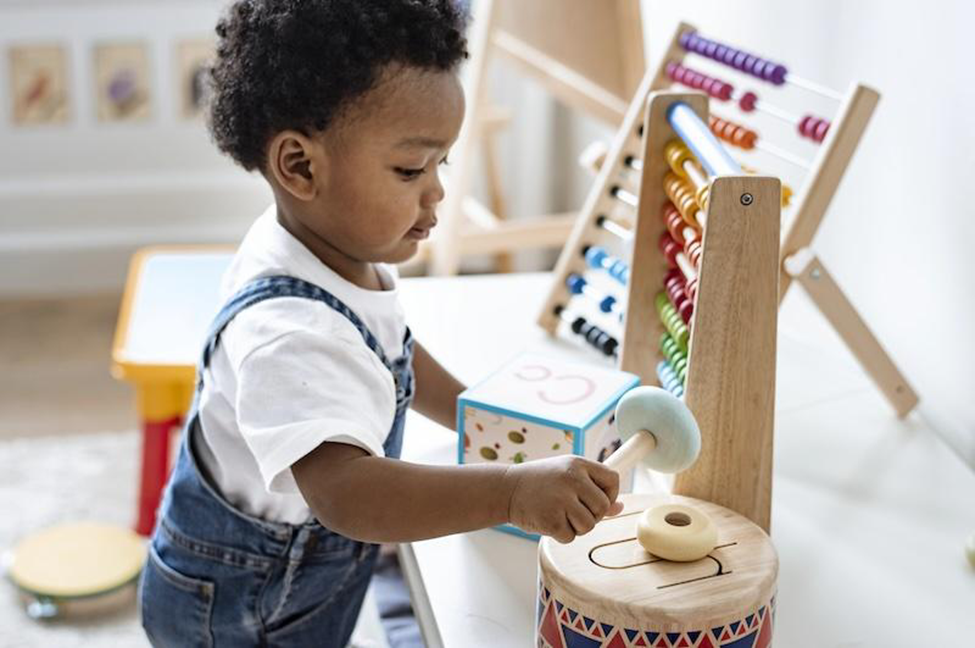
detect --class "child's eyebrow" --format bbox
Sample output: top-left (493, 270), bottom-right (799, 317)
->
top-left (394, 136), bottom-right (447, 149)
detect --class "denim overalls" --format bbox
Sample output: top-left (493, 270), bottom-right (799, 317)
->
top-left (139, 276), bottom-right (414, 647)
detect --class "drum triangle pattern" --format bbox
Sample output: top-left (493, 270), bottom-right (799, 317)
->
top-left (536, 586), bottom-right (775, 647)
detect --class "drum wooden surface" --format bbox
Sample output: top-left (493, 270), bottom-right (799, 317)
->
top-left (537, 493), bottom-right (777, 647)
top-left (9, 522), bottom-right (146, 598)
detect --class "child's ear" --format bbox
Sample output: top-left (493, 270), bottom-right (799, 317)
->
top-left (266, 130), bottom-right (326, 201)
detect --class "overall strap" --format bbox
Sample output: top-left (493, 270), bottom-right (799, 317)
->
top-left (199, 275), bottom-right (406, 382)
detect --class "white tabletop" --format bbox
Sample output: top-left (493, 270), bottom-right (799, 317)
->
top-left (396, 272), bottom-right (975, 647)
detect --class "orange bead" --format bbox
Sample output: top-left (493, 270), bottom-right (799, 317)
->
top-left (708, 115), bottom-right (758, 150)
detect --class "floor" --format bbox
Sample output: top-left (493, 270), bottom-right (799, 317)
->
top-left (0, 294), bottom-right (135, 440)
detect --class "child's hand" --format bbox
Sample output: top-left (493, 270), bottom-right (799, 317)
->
top-left (502, 456), bottom-right (624, 543)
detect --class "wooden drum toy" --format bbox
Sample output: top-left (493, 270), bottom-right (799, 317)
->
top-left (537, 387), bottom-right (777, 647)
top-left (537, 493), bottom-right (777, 648)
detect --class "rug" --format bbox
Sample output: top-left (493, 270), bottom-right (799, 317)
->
top-left (0, 430), bottom-right (398, 648)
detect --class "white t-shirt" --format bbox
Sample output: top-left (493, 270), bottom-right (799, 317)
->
top-left (195, 205), bottom-right (408, 525)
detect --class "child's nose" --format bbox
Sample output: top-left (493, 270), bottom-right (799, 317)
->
top-left (421, 173), bottom-right (446, 207)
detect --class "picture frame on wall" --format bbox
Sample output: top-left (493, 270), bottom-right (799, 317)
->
top-left (93, 42), bottom-right (151, 123)
top-left (176, 38), bottom-right (215, 120)
top-left (8, 44), bottom-right (70, 126)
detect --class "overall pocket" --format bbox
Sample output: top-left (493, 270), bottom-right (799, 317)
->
top-left (140, 544), bottom-right (215, 648)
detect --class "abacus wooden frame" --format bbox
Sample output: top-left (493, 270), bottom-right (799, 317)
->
top-left (422, 0), bottom-right (645, 276)
top-left (655, 21), bottom-right (917, 417)
top-left (539, 20), bottom-right (918, 418)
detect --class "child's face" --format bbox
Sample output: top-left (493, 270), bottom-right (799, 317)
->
top-left (309, 66), bottom-right (465, 267)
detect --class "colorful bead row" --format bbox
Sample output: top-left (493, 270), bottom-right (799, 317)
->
top-left (656, 359), bottom-right (685, 397)
top-left (709, 114), bottom-right (757, 150)
top-left (583, 246), bottom-right (629, 286)
top-left (655, 291), bottom-right (689, 353)
top-left (660, 332), bottom-right (688, 384)
top-left (667, 62), bottom-right (831, 144)
top-left (665, 61), bottom-right (734, 101)
top-left (664, 267), bottom-right (694, 325)
top-left (664, 172), bottom-right (706, 228)
top-left (679, 30), bottom-right (788, 85)
top-left (798, 114), bottom-right (831, 142)
top-left (554, 306), bottom-right (618, 357)
top-left (566, 273), bottom-right (617, 314)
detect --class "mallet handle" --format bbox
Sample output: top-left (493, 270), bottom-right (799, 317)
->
top-left (604, 430), bottom-right (657, 475)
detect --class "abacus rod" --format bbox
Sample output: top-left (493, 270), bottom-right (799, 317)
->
top-left (683, 159), bottom-right (709, 188)
top-left (598, 216), bottom-right (633, 241)
top-left (747, 97), bottom-right (800, 124)
top-left (612, 186), bottom-right (639, 208)
top-left (785, 74), bottom-right (845, 101)
top-left (667, 102), bottom-right (741, 177)
top-left (753, 141), bottom-right (811, 170)
top-left (711, 113), bottom-right (809, 170)
top-left (675, 252), bottom-right (698, 283)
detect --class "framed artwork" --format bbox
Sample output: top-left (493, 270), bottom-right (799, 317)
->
top-left (176, 38), bottom-right (215, 120)
top-left (94, 42), bottom-right (151, 122)
top-left (9, 44), bottom-right (70, 125)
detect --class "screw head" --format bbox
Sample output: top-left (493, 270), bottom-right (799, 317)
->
top-left (740, 193), bottom-right (754, 206)
top-left (810, 268), bottom-right (822, 280)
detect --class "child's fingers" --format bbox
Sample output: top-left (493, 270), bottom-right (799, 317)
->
top-left (566, 501), bottom-right (597, 537)
top-left (552, 515), bottom-right (577, 544)
top-left (586, 460), bottom-right (621, 504)
top-left (607, 500), bottom-right (625, 516)
top-left (577, 479), bottom-right (612, 519)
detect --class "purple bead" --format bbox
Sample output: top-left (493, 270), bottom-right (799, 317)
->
top-left (733, 52), bottom-right (748, 70)
top-left (679, 31), bottom-right (695, 49)
top-left (704, 41), bottom-right (718, 58)
top-left (715, 44), bottom-right (729, 60)
top-left (770, 64), bottom-right (788, 85)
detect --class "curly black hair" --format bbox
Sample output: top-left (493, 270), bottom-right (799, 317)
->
top-left (209, 0), bottom-right (469, 171)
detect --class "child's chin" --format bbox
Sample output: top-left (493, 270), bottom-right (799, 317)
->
top-left (385, 240), bottom-right (421, 264)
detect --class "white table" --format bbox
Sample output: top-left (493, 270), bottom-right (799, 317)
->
top-left (396, 273), bottom-right (975, 647)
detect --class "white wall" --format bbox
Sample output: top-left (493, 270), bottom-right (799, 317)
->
top-left (0, 0), bottom-right (271, 296)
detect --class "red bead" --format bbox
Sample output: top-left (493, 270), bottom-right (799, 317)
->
top-left (739, 91), bottom-right (757, 112)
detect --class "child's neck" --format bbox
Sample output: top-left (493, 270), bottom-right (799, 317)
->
top-left (275, 208), bottom-right (385, 292)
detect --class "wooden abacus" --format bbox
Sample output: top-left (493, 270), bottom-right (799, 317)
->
top-left (548, 22), bottom-right (919, 420)
top-left (541, 81), bottom-right (782, 531)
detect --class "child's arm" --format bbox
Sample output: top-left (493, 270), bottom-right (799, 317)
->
top-left (293, 442), bottom-right (623, 544)
top-left (410, 340), bottom-right (466, 430)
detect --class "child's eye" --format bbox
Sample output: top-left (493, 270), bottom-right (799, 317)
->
top-left (394, 167), bottom-right (425, 180)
